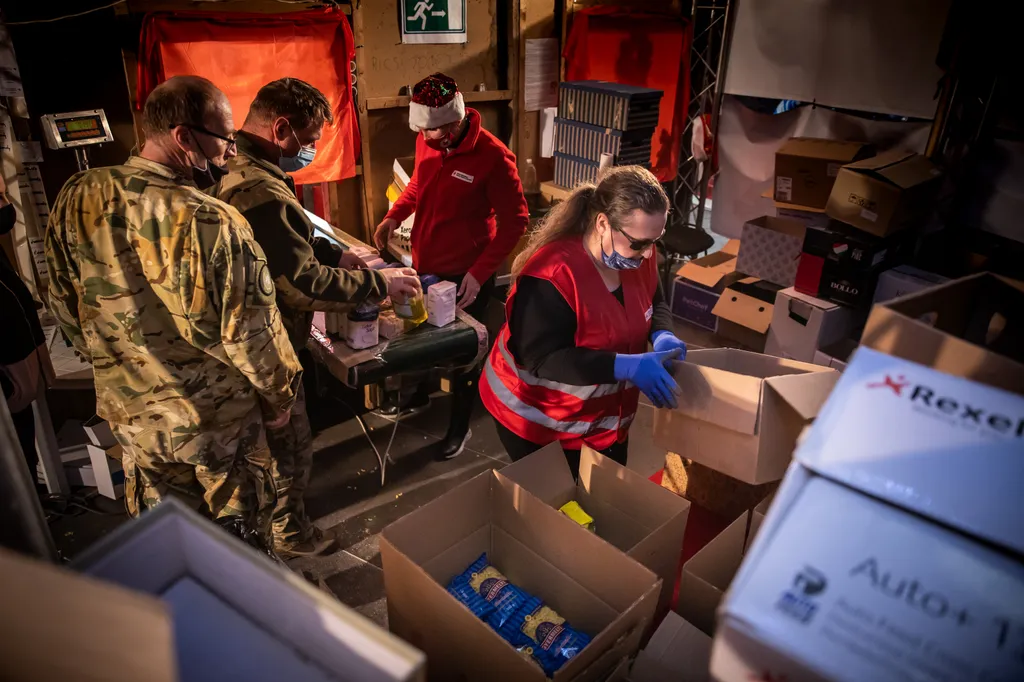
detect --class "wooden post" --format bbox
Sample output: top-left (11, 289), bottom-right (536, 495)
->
top-left (352, 1), bottom-right (377, 245)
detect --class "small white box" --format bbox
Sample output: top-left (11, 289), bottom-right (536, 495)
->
top-left (426, 281), bottom-right (457, 327)
top-left (872, 264), bottom-right (949, 304)
top-left (83, 415), bottom-right (117, 448)
top-left (86, 443), bottom-right (125, 500)
top-left (764, 287), bottom-right (863, 362)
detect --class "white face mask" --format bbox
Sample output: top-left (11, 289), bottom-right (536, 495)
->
top-left (278, 127), bottom-right (316, 172)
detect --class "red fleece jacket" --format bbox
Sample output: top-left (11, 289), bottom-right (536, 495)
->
top-left (385, 109), bottom-right (529, 282)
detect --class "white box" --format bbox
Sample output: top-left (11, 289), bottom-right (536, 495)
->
top-left (86, 443), bottom-right (125, 500)
top-left (631, 612), bottom-right (711, 682)
top-left (764, 287), bottom-right (863, 362)
top-left (712, 348), bottom-right (1024, 682)
top-left (83, 415), bottom-right (117, 448)
top-left (872, 264), bottom-right (949, 304)
top-left (426, 280), bottom-right (457, 327)
top-left (74, 499), bottom-right (426, 682)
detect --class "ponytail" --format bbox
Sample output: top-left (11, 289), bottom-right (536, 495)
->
top-left (511, 184), bottom-right (595, 282)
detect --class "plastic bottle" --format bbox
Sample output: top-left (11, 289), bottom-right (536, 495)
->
top-left (523, 158), bottom-right (540, 213)
top-left (346, 302), bottom-right (380, 349)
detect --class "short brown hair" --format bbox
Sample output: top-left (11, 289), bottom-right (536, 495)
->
top-left (245, 78), bottom-right (333, 130)
top-left (142, 75), bottom-right (225, 139)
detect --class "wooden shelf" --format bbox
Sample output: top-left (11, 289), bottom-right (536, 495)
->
top-left (364, 90), bottom-right (515, 112)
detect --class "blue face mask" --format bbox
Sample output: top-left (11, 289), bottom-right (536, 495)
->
top-left (600, 229), bottom-right (643, 270)
top-left (278, 128), bottom-right (316, 173)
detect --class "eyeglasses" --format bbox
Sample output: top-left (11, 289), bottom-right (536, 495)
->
top-left (172, 123), bottom-right (237, 149)
top-left (614, 224), bottom-right (665, 252)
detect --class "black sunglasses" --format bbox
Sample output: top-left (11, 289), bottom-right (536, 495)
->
top-left (614, 224), bottom-right (665, 252)
top-left (172, 123), bottom-right (237, 149)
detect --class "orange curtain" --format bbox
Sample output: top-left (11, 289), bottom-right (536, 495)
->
top-left (138, 9), bottom-right (359, 183)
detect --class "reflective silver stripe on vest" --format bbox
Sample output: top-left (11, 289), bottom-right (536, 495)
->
top-left (496, 336), bottom-right (622, 400)
top-left (484, 354), bottom-right (633, 436)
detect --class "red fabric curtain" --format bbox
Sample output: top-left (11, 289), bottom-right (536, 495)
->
top-left (564, 8), bottom-right (691, 182)
top-left (138, 8), bottom-right (359, 183)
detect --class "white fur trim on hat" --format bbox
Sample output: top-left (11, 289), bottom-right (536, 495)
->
top-left (408, 92), bottom-right (465, 132)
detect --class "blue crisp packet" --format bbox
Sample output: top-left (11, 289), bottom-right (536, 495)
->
top-left (513, 599), bottom-right (592, 676)
top-left (445, 554), bottom-right (530, 629)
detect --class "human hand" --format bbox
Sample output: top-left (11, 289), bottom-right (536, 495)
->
top-left (374, 218), bottom-right (399, 251)
top-left (456, 273), bottom-right (481, 310)
top-left (613, 348), bottom-right (683, 409)
top-left (381, 267), bottom-right (421, 301)
top-left (339, 250), bottom-right (368, 270)
top-left (265, 408), bottom-right (291, 430)
top-left (651, 331), bottom-right (687, 360)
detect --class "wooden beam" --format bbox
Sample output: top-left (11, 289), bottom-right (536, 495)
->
top-left (509, 0), bottom-right (522, 155)
top-left (364, 90), bottom-right (515, 111)
top-left (353, 2), bottom-right (376, 244)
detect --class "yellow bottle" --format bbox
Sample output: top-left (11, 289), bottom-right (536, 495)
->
top-left (392, 291), bottom-right (427, 328)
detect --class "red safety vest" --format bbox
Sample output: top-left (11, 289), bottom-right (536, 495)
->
top-left (480, 237), bottom-right (657, 451)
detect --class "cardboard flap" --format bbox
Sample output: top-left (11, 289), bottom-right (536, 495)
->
top-left (745, 215), bottom-right (806, 239)
top-left (879, 153), bottom-right (942, 189)
top-left (843, 148), bottom-right (915, 172)
top-left (498, 443), bottom-right (576, 507)
top-left (778, 137), bottom-right (869, 162)
top-left (764, 369), bottom-right (840, 422)
top-left (678, 250), bottom-right (737, 288)
top-left (712, 280), bottom-right (775, 334)
top-left (670, 360), bottom-right (763, 436)
top-left (580, 447), bottom-right (690, 530)
top-left (721, 239), bottom-right (741, 256)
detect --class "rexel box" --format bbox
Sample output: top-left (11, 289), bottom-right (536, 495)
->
top-left (773, 138), bottom-right (873, 209)
top-left (710, 347), bottom-right (1024, 682)
top-left (860, 272), bottom-right (1024, 395)
top-left (75, 499), bottom-right (426, 682)
top-left (764, 287), bottom-right (865, 363)
top-left (380, 469), bottom-right (660, 682)
top-left (825, 149), bottom-right (943, 237)
top-left (498, 443), bottom-right (690, 625)
top-left (653, 349), bottom-right (838, 485)
top-left (734, 216), bottom-right (806, 288)
top-left (1, 548), bottom-right (176, 682)
top-left (711, 278), bottom-right (781, 353)
top-left (676, 510), bottom-right (765, 637)
top-left (629, 611), bottom-right (711, 682)
top-left (671, 240), bottom-right (742, 331)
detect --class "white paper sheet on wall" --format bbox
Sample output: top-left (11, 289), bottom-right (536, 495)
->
top-left (525, 39), bottom-right (559, 112)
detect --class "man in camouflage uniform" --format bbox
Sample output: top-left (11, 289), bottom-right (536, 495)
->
top-left (215, 78), bottom-right (420, 557)
top-left (45, 75), bottom-right (302, 550)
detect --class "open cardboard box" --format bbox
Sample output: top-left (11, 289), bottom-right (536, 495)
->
top-left (380, 470), bottom-right (660, 682)
top-left (712, 278), bottom-right (781, 353)
top-left (773, 138), bottom-right (874, 209)
top-left (765, 287), bottom-right (865, 363)
top-left (497, 444), bottom-right (690, 626)
top-left (676, 510), bottom-right (764, 636)
top-left (1, 548), bottom-right (176, 682)
top-left (861, 272), bottom-right (1024, 394)
top-left (672, 240), bottom-right (743, 331)
top-left (734, 216), bottom-right (806, 288)
top-left (629, 611), bottom-right (711, 682)
top-left (654, 349), bottom-right (839, 485)
top-left (75, 499), bottom-right (425, 682)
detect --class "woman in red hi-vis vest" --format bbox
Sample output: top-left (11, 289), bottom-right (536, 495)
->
top-left (480, 166), bottom-right (686, 478)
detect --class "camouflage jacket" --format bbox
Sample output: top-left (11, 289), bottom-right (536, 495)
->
top-left (45, 156), bottom-right (302, 429)
top-left (215, 133), bottom-right (387, 352)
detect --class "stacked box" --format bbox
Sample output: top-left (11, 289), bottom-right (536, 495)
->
top-left (553, 117), bottom-right (652, 166)
top-left (558, 81), bottom-right (663, 131)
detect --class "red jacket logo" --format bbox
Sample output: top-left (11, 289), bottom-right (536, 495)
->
top-left (867, 374), bottom-right (908, 396)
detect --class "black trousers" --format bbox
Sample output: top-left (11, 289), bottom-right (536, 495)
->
top-left (493, 418), bottom-right (629, 481)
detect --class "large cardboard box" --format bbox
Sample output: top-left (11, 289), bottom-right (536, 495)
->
top-left (734, 216), bottom-right (806, 287)
top-left (629, 612), bottom-right (711, 682)
top-left (712, 278), bottom-right (781, 352)
top-left (653, 349), bottom-right (838, 485)
top-left (711, 348), bottom-right (1024, 682)
top-left (498, 444), bottom-right (690, 623)
top-left (860, 272), bottom-right (1024, 394)
top-left (676, 510), bottom-right (764, 636)
top-left (760, 188), bottom-right (829, 228)
top-left (773, 138), bottom-right (873, 209)
top-left (872, 264), bottom-right (949, 304)
top-left (671, 240), bottom-right (742, 331)
top-left (1, 548), bottom-right (176, 682)
top-left (380, 470), bottom-right (660, 682)
top-left (764, 287), bottom-right (864, 362)
top-left (76, 499), bottom-right (426, 682)
top-left (826, 149), bottom-right (943, 237)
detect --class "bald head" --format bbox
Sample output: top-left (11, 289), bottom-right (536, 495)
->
top-left (142, 75), bottom-right (230, 140)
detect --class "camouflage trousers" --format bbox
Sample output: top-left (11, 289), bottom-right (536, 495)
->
top-left (263, 384), bottom-right (315, 547)
top-left (112, 404), bottom-right (277, 540)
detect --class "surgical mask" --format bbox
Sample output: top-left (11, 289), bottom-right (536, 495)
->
top-left (188, 131), bottom-right (227, 189)
top-left (278, 128), bottom-right (316, 172)
top-left (600, 229), bottom-right (643, 270)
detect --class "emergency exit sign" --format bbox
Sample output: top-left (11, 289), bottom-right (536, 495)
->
top-left (400, 0), bottom-right (467, 44)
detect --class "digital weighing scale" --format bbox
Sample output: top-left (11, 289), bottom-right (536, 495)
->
top-left (39, 109), bottom-right (114, 171)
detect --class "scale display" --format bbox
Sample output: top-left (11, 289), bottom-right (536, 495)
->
top-left (40, 109), bottom-right (114, 149)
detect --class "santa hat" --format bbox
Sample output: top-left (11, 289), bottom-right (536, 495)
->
top-left (408, 73), bottom-right (466, 132)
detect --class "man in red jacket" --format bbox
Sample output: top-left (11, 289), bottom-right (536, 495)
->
top-left (375, 72), bottom-right (529, 459)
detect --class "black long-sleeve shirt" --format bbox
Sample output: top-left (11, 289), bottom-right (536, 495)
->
top-left (506, 274), bottom-right (673, 386)
top-left (1, 204), bottom-right (45, 368)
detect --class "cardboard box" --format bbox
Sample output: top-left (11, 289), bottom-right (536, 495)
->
top-left (661, 453), bottom-right (777, 521)
top-left (76, 499), bottom-right (426, 682)
top-left (653, 349), bottom-right (838, 484)
top-left (83, 415), bottom-right (117, 448)
top-left (498, 444), bottom-right (690, 624)
top-left (86, 443), bottom-right (125, 500)
top-left (764, 287), bottom-right (864, 362)
top-left (712, 278), bottom-right (781, 353)
top-left (795, 221), bottom-right (912, 309)
top-left (711, 348), bottom-right (1024, 682)
top-left (812, 337), bottom-right (857, 372)
top-left (380, 470), bottom-right (660, 682)
top-left (860, 272), bottom-right (1024, 394)
top-left (0, 547), bottom-right (176, 682)
top-left (630, 612), bottom-right (711, 682)
top-left (826, 149), bottom-right (943, 237)
top-left (872, 264), bottom-right (949, 304)
top-left (672, 240), bottom-right (742, 331)
top-left (774, 138), bottom-right (873, 209)
top-left (760, 188), bottom-right (829, 228)
top-left (734, 216), bottom-right (806, 287)
top-left (393, 156), bottom-right (415, 192)
top-left (676, 510), bottom-right (764, 636)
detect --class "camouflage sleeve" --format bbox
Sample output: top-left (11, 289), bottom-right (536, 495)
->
top-left (311, 235), bottom-right (345, 265)
top-left (44, 190), bottom-right (90, 362)
top-left (197, 204), bottom-right (302, 416)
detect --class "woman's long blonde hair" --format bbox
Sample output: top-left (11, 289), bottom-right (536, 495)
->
top-left (511, 165), bottom-right (669, 282)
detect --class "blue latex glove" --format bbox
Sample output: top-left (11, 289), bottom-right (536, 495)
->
top-left (613, 348), bottom-right (683, 409)
top-left (651, 330), bottom-right (687, 360)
